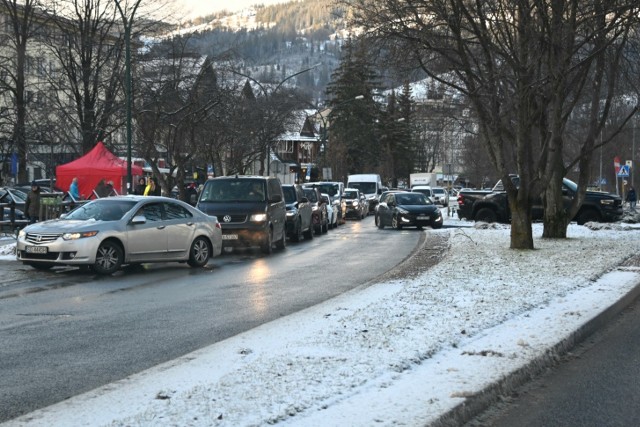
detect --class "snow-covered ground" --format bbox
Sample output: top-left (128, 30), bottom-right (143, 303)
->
top-left (3, 213), bottom-right (640, 427)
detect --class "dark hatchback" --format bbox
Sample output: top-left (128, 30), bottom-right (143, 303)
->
top-left (196, 176), bottom-right (287, 254)
top-left (375, 191), bottom-right (443, 230)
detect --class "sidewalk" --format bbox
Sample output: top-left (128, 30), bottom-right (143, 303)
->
top-left (4, 219), bottom-right (640, 426)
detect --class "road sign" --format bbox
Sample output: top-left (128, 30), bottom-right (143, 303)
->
top-left (617, 164), bottom-right (630, 177)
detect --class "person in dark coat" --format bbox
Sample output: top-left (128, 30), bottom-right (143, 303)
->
top-left (24, 181), bottom-right (42, 224)
top-left (626, 186), bottom-right (637, 211)
top-left (94, 179), bottom-right (109, 198)
top-left (134, 177), bottom-right (146, 195)
top-left (152, 177), bottom-right (161, 196)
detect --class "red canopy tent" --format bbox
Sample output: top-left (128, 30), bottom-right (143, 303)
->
top-left (56, 142), bottom-right (143, 198)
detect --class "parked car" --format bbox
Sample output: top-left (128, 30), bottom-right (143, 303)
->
top-left (342, 188), bottom-right (367, 220)
top-left (0, 186), bottom-right (28, 213)
top-left (303, 182), bottom-right (344, 224)
top-left (16, 196), bottom-right (222, 274)
top-left (302, 186), bottom-right (329, 234)
top-left (376, 191), bottom-right (443, 230)
top-left (282, 184), bottom-right (314, 242)
top-left (410, 185), bottom-right (434, 202)
top-left (431, 187), bottom-right (450, 207)
top-left (196, 175), bottom-right (287, 254)
top-left (321, 193), bottom-right (338, 229)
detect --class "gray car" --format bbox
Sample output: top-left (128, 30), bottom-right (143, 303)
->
top-left (16, 195), bottom-right (222, 275)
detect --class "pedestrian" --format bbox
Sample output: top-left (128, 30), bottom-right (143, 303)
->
top-left (105, 180), bottom-right (115, 196)
top-left (94, 179), bottom-right (109, 198)
top-left (143, 177), bottom-right (156, 196)
top-left (152, 177), bottom-right (161, 196)
top-left (24, 181), bottom-right (42, 224)
top-left (626, 186), bottom-right (637, 211)
top-left (69, 177), bottom-right (80, 199)
top-left (134, 177), bottom-right (146, 195)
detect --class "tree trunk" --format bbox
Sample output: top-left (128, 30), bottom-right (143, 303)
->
top-left (543, 172), bottom-right (570, 238)
top-left (509, 197), bottom-right (534, 249)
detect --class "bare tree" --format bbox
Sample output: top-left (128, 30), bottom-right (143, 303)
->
top-left (341, 0), bottom-right (639, 248)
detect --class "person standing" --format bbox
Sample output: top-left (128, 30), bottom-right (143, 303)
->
top-left (134, 177), bottom-right (146, 195)
top-left (24, 181), bottom-right (42, 224)
top-left (94, 179), bottom-right (109, 198)
top-left (69, 177), bottom-right (80, 199)
top-left (143, 177), bottom-right (156, 196)
top-left (626, 186), bottom-right (637, 211)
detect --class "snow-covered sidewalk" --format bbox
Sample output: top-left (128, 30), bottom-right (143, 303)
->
top-left (3, 220), bottom-right (640, 426)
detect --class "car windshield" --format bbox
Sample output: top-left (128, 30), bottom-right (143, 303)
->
top-left (303, 189), bottom-right (318, 203)
top-left (200, 179), bottom-right (266, 202)
top-left (65, 199), bottom-right (137, 221)
top-left (397, 193), bottom-right (430, 205)
top-left (282, 186), bottom-right (296, 203)
top-left (343, 191), bottom-right (358, 199)
top-left (433, 189), bottom-right (445, 195)
top-left (313, 183), bottom-right (339, 197)
top-left (349, 182), bottom-right (376, 194)
top-left (412, 189), bottom-right (432, 197)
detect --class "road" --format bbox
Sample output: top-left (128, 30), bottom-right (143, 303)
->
top-left (466, 294), bottom-right (640, 427)
top-left (0, 216), bottom-right (423, 423)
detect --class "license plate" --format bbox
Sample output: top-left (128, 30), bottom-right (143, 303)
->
top-left (26, 245), bottom-right (48, 254)
top-left (417, 215), bottom-right (430, 220)
top-left (222, 234), bottom-right (238, 240)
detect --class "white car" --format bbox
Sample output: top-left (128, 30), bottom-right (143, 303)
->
top-left (16, 196), bottom-right (223, 275)
top-left (431, 187), bottom-right (450, 207)
top-left (321, 193), bottom-right (338, 229)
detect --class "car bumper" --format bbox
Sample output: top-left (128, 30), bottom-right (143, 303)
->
top-left (220, 224), bottom-right (269, 248)
top-left (16, 235), bottom-right (100, 265)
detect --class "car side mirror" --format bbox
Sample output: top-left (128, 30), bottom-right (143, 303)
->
top-left (131, 215), bottom-right (146, 224)
top-left (270, 194), bottom-right (282, 203)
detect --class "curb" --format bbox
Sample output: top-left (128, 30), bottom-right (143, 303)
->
top-left (430, 268), bottom-right (640, 427)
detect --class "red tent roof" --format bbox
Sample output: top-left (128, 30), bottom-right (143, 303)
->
top-left (56, 142), bottom-right (143, 198)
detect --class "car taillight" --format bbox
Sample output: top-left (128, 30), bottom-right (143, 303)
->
top-left (457, 195), bottom-right (464, 205)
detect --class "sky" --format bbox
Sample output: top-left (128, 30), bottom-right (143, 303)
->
top-left (2, 213), bottom-right (640, 426)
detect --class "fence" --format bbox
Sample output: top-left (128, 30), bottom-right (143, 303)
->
top-left (0, 193), bottom-right (88, 233)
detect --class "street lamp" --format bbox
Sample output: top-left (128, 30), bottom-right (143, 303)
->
top-left (114, 0), bottom-right (142, 194)
top-left (230, 64), bottom-right (321, 176)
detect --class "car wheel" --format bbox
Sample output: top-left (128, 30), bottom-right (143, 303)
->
top-left (93, 240), bottom-right (123, 275)
top-left (26, 262), bottom-right (53, 271)
top-left (431, 221), bottom-right (443, 229)
top-left (275, 226), bottom-right (286, 250)
top-left (391, 215), bottom-right (402, 230)
top-left (322, 218), bottom-right (328, 233)
top-left (261, 228), bottom-right (273, 254)
top-left (303, 223), bottom-right (314, 240)
top-left (475, 207), bottom-right (497, 223)
top-left (576, 208), bottom-right (601, 225)
top-left (291, 220), bottom-right (302, 242)
top-left (187, 236), bottom-right (210, 267)
top-left (375, 214), bottom-right (384, 229)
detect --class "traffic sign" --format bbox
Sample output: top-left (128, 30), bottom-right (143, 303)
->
top-left (617, 164), bottom-right (630, 177)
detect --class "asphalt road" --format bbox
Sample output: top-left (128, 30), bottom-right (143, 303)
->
top-left (466, 294), bottom-right (640, 427)
top-left (0, 216), bottom-right (424, 423)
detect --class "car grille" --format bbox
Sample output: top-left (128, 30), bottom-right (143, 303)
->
top-left (216, 214), bottom-right (248, 224)
top-left (25, 233), bottom-right (61, 244)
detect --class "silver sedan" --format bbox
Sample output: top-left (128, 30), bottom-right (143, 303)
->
top-left (16, 195), bottom-right (222, 275)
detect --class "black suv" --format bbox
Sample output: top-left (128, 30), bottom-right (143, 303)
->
top-left (282, 184), bottom-right (314, 242)
top-left (196, 176), bottom-right (286, 254)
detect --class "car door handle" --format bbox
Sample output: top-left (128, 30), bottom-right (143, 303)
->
top-left (186, 222), bottom-right (194, 226)
top-left (157, 226), bottom-right (166, 230)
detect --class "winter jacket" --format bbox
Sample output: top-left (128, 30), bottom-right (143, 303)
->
top-left (24, 188), bottom-right (41, 218)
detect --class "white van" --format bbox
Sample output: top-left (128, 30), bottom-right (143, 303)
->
top-left (347, 174), bottom-right (383, 214)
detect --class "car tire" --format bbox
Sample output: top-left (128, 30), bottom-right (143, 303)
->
top-left (92, 240), bottom-right (123, 275)
top-left (187, 236), bottom-right (211, 267)
top-left (576, 208), bottom-right (601, 225)
top-left (291, 220), bottom-right (302, 242)
top-left (391, 215), bottom-right (402, 230)
top-left (475, 207), bottom-right (497, 223)
top-left (261, 228), bottom-right (273, 254)
top-left (322, 219), bottom-right (328, 233)
top-left (431, 221), bottom-right (443, 229)
top-left (375, 214), bottom-right (384, 229)
top-left (275, 226), bottom-right (286, 250)
top-left (303, 224), bottom-right (314, 240)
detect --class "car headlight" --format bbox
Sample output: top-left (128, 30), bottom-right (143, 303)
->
top-left (600, 199), bottom-right (614, 205)
top-left (351, 201), bottom-right (358, 207)
top-left (18, 230), bottom-right (26, 238)
top-left (396, 207), bottom-right (409, 214)
top-left (62, 231), bottom-right (99, 240)
top-left (250, 213), bottom-right (267, 222)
